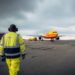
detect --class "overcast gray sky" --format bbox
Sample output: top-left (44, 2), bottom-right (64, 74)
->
top-left (0, 0), bottom-right (75, 35)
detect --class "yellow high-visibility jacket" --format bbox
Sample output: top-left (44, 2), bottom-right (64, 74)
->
top-left (0, 32), bottom-right (26, 58)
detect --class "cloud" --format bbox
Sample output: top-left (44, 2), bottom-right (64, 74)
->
top-left (0, 0), bottom-right (75, 36)
top-left (0, 0), bottom-right (41, 32)
top-left (37, 0), bottom-right (75, 19)
top-left (0, 0), bottom-right (41, 18)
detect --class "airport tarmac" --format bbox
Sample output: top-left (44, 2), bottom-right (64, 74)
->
top-left (0, 40), bottom-right (75, 75)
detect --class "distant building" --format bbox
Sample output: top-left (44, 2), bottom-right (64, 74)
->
top-left (0, 33), bottom-right (5, 39)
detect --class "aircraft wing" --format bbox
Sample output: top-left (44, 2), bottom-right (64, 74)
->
top-left (26, 34), bottom-right (42, 37)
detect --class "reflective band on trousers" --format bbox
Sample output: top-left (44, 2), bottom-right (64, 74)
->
top-left (5, 52), bottom-right (20, 56)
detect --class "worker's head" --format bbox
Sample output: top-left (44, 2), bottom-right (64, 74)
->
top-left (8, 24), bottom-right (18, 32)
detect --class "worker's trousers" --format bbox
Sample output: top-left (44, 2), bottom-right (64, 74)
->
top-left (6, 58), bottom-right (20, 75)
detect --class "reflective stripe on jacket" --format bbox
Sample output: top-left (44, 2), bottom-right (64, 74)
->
top-left (4, 47), bottom-right (20, 58)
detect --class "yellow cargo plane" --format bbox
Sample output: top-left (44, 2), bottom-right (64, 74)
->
top-left (38, 31), bottom-right (60, 41)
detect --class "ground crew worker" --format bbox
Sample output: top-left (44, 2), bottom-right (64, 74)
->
top-left (0, 24), bottom-right (26, 75)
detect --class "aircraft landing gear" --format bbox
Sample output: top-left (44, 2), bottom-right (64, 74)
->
top-left (39, 36), bottom-right (43, 41)
top-left (56, 37), bottom-right (59, 40)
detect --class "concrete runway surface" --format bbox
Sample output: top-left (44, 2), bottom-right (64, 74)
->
top-left (0, 40), bottom-right (75, 75)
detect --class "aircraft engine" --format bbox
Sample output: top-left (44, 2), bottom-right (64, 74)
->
top-left (56, 37), bottom-right (59, 40)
